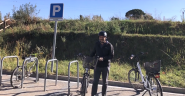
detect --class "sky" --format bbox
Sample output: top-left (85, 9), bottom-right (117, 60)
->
top-left (0, 0), bottom-right (185, 21)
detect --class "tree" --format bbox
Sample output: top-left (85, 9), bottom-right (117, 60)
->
top-left (12, 2), bottom-right (40, 24)
top-left (4, 12), bottom-right (11, 19)
top-left (80, 15), bottom-right (83, 21)
top-left (92, 15), bottom-right (104, 21)
top-left (111, 16), bottom-right (119, 21)
top-left (79, 15), bottom-right (91, 21)
top-left (181, 8), bottom-right (185, 22)
top-left (125, 9), bottom-right (145, 19)
top-left (144, 13), bottom-right (154, 20)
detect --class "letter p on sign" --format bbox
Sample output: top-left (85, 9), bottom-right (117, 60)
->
top-left (53, 5), bottom-right (61, 16)
top-left (50, 3), bottom-right (64, 21)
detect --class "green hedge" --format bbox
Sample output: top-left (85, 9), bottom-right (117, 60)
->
top-left (48, 20), bottom-right (185, 35)
top-left (1, 31), bottom-right (185, 69)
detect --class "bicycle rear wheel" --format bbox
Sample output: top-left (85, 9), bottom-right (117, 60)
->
top-left (128, 68), bottom-right (144, 92)
top-left (10, 66), bottom-right (25, 88)
top-left (80, 75), bottom-right (88, 96)
top-left (148, 75), bottom-right (163, 96)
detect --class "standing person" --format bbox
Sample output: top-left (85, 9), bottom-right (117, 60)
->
top-left (90, 31), bottom-right (114, 96)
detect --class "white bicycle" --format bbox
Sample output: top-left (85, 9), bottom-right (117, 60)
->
top-left (128, 52), bottom-right (163, 96)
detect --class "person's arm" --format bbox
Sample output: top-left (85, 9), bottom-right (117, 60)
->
top-left (103, 44), bottom-right (114, 61)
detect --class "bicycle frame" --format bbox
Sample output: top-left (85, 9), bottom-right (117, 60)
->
top-left (129, 52), bottom-right (162, 95)
top-left (83, 68), bottom-right (90, 84)
top-left (84, 68), bottom-right (89, 74)
top-left (136, 61), bottom-right (151, 90)
top-left (24, 56), bottom-right (37, 74)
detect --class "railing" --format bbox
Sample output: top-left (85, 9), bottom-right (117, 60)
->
top-left (68, 60), bottom-right (79, 95)
top-left (21, 57), bottom-right (39, 88)
top-left (0, 56), bottom-right (19, 86)
top-left (44, 59), bottom-right (58, 91)
top-left (0, 19), bottom-right (11, 32)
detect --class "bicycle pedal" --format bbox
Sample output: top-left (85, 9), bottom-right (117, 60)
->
top-left (18, 76), bottom-right (22, 80)
top-left (14, 86), bottom-right (20, 89)
top-left (27, 72), bottom-right (33, 76)
top-left (137, 86), bottom-right (144, 89)
top-left (28, 73), bottom-right (31, 76)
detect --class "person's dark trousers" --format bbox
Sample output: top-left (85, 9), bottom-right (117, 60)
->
top-left (91, 67), bottom-right (110, 96)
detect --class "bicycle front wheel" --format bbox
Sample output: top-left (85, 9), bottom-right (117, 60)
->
top-left (148, 75), bottom-right (163, 96)
top-left (128, 68), bottom-right (144, 92)
top-left (10, 66), bottom-right (25, 88)
top-left (81, 75), bottom-right (88, 96)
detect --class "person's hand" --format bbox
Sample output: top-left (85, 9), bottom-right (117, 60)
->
top-left (99, 57), bottom-right (103, 61)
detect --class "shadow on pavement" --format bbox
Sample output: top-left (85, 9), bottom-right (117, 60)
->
top-left (0, 88), bottom-right (69, 96)
top-left (37, 91), bottom-right (78, 96)
top-left (0, 90), bottom-right (46, 96)
top-left (96, 89), bottom-right (141, 96)
top-left (36, 92), bottom-right (69, 96)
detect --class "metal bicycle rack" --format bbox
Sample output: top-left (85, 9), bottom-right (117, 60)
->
top-left (68, 60), bottom-right (79, 95)
top-left (0, 56), bottom-right (19, 86)
top-left (44, 59), bottom-right (58, 91)
top-left (21, 57), bottom-right (39, 88)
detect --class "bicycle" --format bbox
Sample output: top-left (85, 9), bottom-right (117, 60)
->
top-left (10, 52), bottom-right (43, 88)
top-left (128, 52), bottom-right (163, 96)
top-left (76, 53), bottom-right (98, 96)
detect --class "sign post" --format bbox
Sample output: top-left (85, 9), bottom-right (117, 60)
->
top-left (50, 3), bottom-right (64, 72)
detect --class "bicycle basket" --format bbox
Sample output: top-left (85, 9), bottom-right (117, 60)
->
top-left (82, 56), bottom-right (96, 69)
top-left (144, 60), bottom-right (161, 74)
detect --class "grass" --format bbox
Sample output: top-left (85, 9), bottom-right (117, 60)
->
top-left (1, 57), bottom-right (185, 88)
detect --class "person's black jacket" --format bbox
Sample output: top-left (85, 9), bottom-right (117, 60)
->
top-left (90, 41), bottom-right (114, 67)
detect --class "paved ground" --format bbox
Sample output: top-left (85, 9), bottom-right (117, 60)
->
top-left (0, 74), bottom-right (184, 96)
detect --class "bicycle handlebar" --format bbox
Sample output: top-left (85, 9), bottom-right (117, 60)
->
top-left (130, 52), bottom-right (148, 61)
top-left (75, 53), bottom-right (99, 58)
top-left (76, 53), bottom-right (84, 57)
top-left (75, 53), bottom-right (100, 62)
top-left (22, 52), bottom-right (44, 59)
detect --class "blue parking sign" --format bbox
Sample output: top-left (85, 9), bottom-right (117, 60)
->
top-left (50, 3), bottom-right (64, 21)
